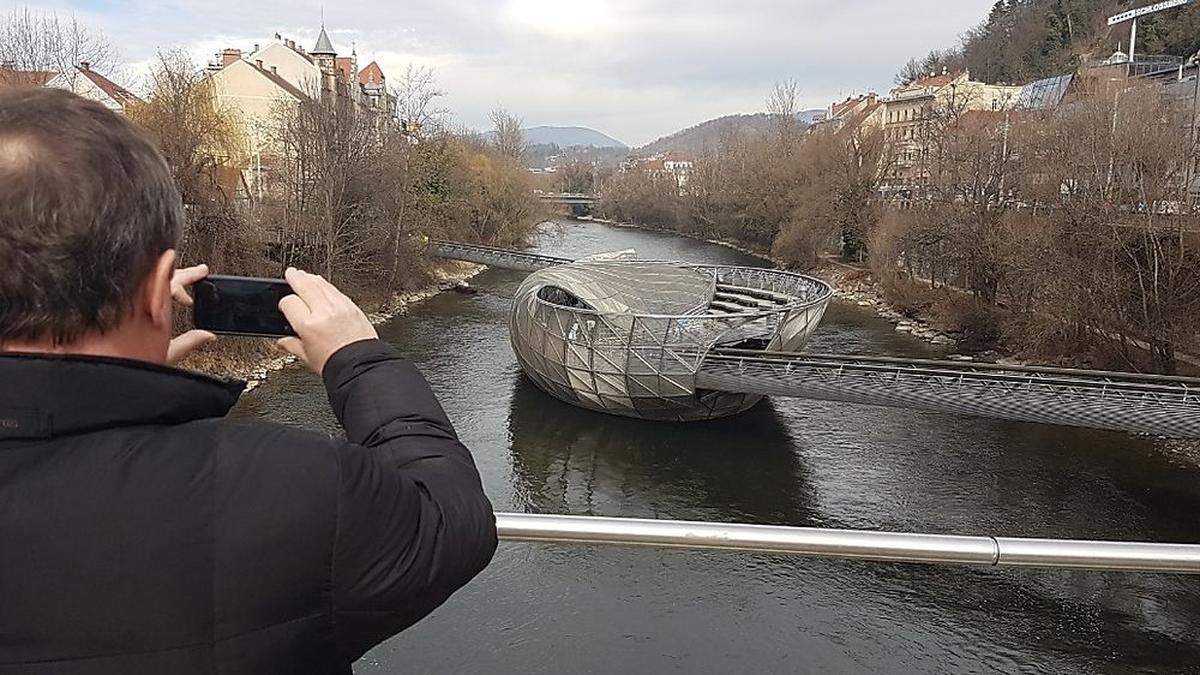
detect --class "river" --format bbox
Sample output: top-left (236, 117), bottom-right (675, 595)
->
top-left (234, 218), bottom-right (1200, 674)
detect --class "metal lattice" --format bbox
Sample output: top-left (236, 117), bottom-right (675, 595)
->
top-left (697, 350), bottom-right (1200, 438)
top-left (509, 261), bottom-right (833, 422)
top-left (431, 240), bottom-right (570, 273)
top-left (432, 239), bottom-right (1200, 436)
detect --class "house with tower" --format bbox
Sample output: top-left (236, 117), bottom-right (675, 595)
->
top-left (204, 24), bottom-right (398, 196)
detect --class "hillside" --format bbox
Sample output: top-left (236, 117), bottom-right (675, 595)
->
top-left (638, 110), bottom-right (824, 156)
top-left (522, 126), bottom-right (627, 148)
top-left (910, 1), bottom-right (1200, 85)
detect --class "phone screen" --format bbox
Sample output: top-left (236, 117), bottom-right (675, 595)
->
top-left (193, 275), bottom-right (296, 337)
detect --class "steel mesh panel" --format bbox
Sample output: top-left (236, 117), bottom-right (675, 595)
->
top-left (696, 351), bottom-right (1200, 438)
top-left (511, 261), bottom-right (833, 421)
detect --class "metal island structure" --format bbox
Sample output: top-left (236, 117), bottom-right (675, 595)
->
top-left (432, 240), bottom-right (1200, 438)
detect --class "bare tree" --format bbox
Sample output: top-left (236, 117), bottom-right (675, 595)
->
top-left (0, 7), bottom-right (117, 85)
top-left (894, 48), bottom-right (964, 86)
top-left (766, 78), bottom-right (802, 149)
top-left (490, 107), bottom-right (525, 160)
top-left (393, 64), bottom-right (448, 137)
top-left (272, 86), bottom-right (384, 279)
top-left (128, 50), bottom-right (247, 269)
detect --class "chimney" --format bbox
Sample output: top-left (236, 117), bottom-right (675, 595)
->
top-left (271, 66), bottom-right (278, 74)
top-left (253, 43), bottom-right (260, 53)
top-left (221, 49), bottom-right (241, 66)
top-left (80, 61), bottom-right (90, 71)
top-left (286, 39), bottom-right (295, 49)
top-left (256, 59), bottom-right (264, 70)
top-left (274, 32), bottom-right (282, 40)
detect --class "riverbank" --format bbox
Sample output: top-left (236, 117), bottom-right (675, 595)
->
top-left (184, 260), bottom-right (484, 391)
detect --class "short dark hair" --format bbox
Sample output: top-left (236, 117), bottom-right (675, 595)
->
top-left (0, 87), bottom-right (183, 344)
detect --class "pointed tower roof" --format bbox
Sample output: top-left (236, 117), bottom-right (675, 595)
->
top-left (312, 26), bottom-right (336, 56)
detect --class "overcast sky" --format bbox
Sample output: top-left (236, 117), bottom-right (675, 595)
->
top-left (39, 0), bottom-right (996, 146)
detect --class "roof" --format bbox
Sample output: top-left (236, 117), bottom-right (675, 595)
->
top-left (255, 63), bottom-right (307, 100)
top-left (527, 260), bottom-right (715, 316)
top-left (312, 27), bottom-right (336, 55)
top-left (1016, 74), bottom-right (1073, 110)
top-left (78, 68), bottom-right (140, 106)
top-left (358, 61), bottom-right (385, 86)
top-left (0, 68), bottom-right (56, 90)
top-left (217, 59), bottom-right (307, 101)
top-left (910, 72), bottom-right (962, 89)
top-left (893, 72), bottom-right (965, 97)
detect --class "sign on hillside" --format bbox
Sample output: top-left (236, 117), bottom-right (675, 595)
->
top-left (1108, 0), bottom-right (1196, 25)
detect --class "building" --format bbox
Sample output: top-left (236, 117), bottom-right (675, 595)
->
top-left (240, 38), bottom-right (322, 96)
top-left (206, 57), bottom-right (306, 197)
top-left (662, 157), bottom-right (693, 190)
top-left (818, 92), bottom-right (885, 134)
top-left (1015, 74), bottom-right (1074, 110)
top-left (1, 61), bottom-right (139, 113)
top-left (624, 153), bottom-right (694, 193)
top-left (358, 61), bottom-right (390, 116)
top-left (0, 64), bottom-right (56, 91)
top-left (205, 26), bottom-right (398, 196)
top-left (208, 27), bottom-right (396, 116)
top-left (45, 62), bottom-right (141, 113)
top-left (883, 71), bottom-right (1021, 194)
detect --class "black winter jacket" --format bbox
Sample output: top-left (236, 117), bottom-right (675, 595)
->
top-left (0, 339), bottom-right (497, 674)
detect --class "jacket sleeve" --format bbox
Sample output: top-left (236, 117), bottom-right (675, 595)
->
top-left (321, 339), bottom-right (498, 661)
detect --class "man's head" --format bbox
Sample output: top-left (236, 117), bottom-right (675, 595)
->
top-left (0, 87), bottom-right (184, 361)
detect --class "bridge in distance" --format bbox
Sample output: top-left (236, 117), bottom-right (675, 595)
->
top-left (538, 192), bottom-right (598, 206)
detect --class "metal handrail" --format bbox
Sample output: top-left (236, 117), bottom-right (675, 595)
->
top-left (721, 348), bottom-right (1200, 387)
top-left (704, 350), bottom-right (1200, 399)
top-left (495, 513), bottom-right (1200, 574)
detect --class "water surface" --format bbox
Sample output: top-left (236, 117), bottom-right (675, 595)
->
top-left (236, 219), bottom-right (1200, 674)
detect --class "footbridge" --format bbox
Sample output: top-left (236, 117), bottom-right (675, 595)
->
top-left (433, 240), bottom-right (569, 272)
top-left (432, 240), bottom-right (1200, 438)
top-left (538, 192), bottom-right (599, 206)
top-left (698, 349), bottom-right (1200, 438)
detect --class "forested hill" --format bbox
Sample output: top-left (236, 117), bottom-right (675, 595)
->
top-left (902, 0), bottom-right (1200, 85)
top-left (638, 110), bottom-right (824, 156)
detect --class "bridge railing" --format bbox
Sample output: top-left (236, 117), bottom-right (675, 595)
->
top-left (697, 349), bottom-right (1200, 438)
top-left (496, 513), bottom-right (1200, 574)
top-left (430, 240), bottom-right (571, 272)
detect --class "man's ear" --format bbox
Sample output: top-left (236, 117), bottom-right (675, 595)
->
top-left (145, 249), bottom-right (177, 330)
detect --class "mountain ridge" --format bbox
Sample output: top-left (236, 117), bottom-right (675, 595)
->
top-left (522, 125), bottom-right (627, 149)
top-left (637, 109), bottom-right (825, 156)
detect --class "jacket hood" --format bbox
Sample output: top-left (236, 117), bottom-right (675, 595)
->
top-left (0, 352), bottom-right (245, 440)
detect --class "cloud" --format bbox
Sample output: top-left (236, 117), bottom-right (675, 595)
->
top-left (48, 0), bottom-right (997, 146)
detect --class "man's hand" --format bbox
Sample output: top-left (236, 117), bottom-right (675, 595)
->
top-left (276, 268), bottom-right (379, 375)
top-left (167, 264), bottom-right (217, 365)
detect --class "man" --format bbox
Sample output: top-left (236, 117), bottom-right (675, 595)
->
top-left (0, 88), bottom-right (497, 673)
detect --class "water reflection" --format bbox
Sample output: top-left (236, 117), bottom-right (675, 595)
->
top-left (231, 219), bottom-right (1200, 673)
top-left (507, 376), bottom-right (814, 525)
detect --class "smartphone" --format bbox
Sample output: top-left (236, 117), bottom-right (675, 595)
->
top-left (192, 275), bottom-right (297, 337)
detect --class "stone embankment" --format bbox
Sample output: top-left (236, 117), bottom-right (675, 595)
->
top-left (814, 264), bottom-right (1000, 361)
top-left (227, 261), bottom-right (483, 392)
